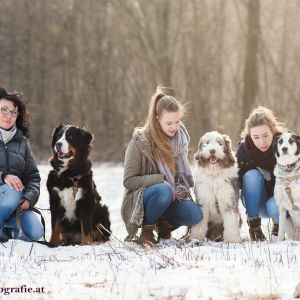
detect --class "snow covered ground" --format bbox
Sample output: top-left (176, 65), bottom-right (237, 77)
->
top-left (1, 164), bottom-right (300, 300)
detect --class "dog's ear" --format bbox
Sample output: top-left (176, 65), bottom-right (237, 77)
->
top-left (79, 128), bottom-right (93, 146)
top-left (272, 134), bottom-right (281, 158)
top-left (194, 139), bottom-right (203, 160)
top-left (294, 134), bottom-right (300, 156)
top-left (223, 134), bottom-right (236, 165)
top-left (51, 124), bottom-right (64, 149)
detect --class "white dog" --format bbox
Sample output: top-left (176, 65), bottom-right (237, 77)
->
top-left (274, 132), bottom-right (300, 241)
top-left (190, 131), bottom-right (241, 243)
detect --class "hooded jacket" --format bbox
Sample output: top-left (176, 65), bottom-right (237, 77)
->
top-left (121, 129), bottom-right (164, 241)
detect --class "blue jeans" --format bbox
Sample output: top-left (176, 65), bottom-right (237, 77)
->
top-left (143, 183), bottom-right (203, 227)
top-left (0, 184), bottom-right (44, 241)
top-left (242, 169), bottom-right (279, 224)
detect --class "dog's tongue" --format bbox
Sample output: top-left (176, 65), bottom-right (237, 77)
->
top-left (209, 156), bottom-right (218, 164)
top-left (58, 151), bottom-right (68, 158)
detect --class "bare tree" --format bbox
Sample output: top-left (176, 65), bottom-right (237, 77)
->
top-left (240, 0), bottom-right (260, 127)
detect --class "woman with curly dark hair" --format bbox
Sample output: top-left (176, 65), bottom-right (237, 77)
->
top-left (0, 86), bottom-right (43, 242)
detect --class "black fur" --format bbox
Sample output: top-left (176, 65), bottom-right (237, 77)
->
top-left (273, 132), bottom-right (300, 157)
top-left (46, 124), bottom-right (111, 246)
top-left (273, 135), bottom-right (280, 158)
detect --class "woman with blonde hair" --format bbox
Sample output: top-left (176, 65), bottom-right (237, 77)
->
top-left (122, 87), bottom-right (202, 245)
top-left (237, 106), bottom-right (287, 241)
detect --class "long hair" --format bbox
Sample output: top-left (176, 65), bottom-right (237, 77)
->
top-left (241, 106), bottom-right (287, 138)
top-left (143, 86), bottom-right (185, 174)
top-left (0, 87), bottom-right (30, 137)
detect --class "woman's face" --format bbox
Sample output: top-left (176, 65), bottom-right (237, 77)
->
top-left (0, 99), bottom-right (18, 130)
top-left (157, 109), bottom-right (181, 137)
top-left (250, 124), bottom-right (274, 152)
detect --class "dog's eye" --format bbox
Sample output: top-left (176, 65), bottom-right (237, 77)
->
top-left (218, 141), bottom-right (222, 146)
top-left (66, 134), bottom-right (72, 140)
top-left (278, 139), bottom-right (283, 145)
top-left (289, 139), bottom-right (293, 144)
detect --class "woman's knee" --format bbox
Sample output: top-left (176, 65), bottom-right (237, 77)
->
top-left (20, 212), bottom-right (44, 241)
top-left (25, 226), bottom-right (43, 241)
top-left (190, 206), bottom-right (203, 225)
top-left (0, 184), bottom-right (22, 206)
top-left (266, 197), bottom-right (279, 222)
top-left (243, 169), bottom-right (263, 186)
top-left (182, 202), bottom-right (203, 226)
top-left (153, 183), bottom-right (173, 205)
top-left (0, 186), bottom-right (22, 223)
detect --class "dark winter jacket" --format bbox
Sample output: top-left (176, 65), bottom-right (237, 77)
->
top-left (0, 129), bottom-right (40, 208)
top-left (236, 139), bottom-right (275, 197)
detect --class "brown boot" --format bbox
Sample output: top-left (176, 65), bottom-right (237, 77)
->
top-left (247, 218), bottom-right (266, 241)
top-left (157, 220), bottom-right (172, 240)
top-left (138, 225), bottom-right (157, 246)
top-left (271, 222), bottom-right (279, 237)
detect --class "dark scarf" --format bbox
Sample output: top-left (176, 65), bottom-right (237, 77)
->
top-left (244, 135), bottom-right (276, 172)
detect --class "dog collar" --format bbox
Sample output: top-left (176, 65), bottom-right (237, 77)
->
top-left (68, 175), bottom-right (82, 186)
top-left (275, 158), bottom-right (300, 179)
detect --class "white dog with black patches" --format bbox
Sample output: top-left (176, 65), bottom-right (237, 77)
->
top-left (274, 132), bottom-right (300, 241)
top-left (190, 131), bottom-right (241, 243)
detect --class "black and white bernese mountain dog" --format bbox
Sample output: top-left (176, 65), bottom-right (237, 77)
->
top-left (46, 124), bottom-right (111, 246)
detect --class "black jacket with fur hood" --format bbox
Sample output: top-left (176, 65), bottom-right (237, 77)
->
top-left (0, 129), bottom-right (40, 208)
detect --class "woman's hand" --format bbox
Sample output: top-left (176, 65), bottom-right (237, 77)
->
top-left (4, 174), bottom-right (24, 191)
top-left (174, 189), bottom-right (187, 200)
top-left (20, 199), bottom-right (30, 211)
top-left (174, 184), bottom-right (190, 200)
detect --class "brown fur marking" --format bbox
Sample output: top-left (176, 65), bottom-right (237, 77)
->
top-left (50, 219), bottom-right (61, 246)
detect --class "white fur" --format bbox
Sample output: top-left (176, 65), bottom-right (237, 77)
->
top-left (53, 187), bottom-right (83, 222)
top-left (274, 132), bottom-right (300, 241)
top-left (190, 131), bottom-right (241, 243)
top-left (55, 125), bottom-right (71, 154)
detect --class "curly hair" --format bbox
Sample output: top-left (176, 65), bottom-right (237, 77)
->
top-left (0, 87), bottom-right (30, 137)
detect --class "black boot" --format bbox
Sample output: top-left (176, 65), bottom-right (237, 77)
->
top-left (0, 227), bottom-right (10, 243)
top-left (247, 218), bottom-right (266, 241)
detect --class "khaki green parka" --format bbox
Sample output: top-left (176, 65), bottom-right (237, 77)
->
top-left (121, 129), bottom-right (164, 240)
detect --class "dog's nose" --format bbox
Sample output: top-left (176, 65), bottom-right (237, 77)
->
top-left (56, 141), bottom-right (62, 149)
top-left (282, 147), bottom-right (288, 153)
top-left (210, 149), bottom-right (216, 155)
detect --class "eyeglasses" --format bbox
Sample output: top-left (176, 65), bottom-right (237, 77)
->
top-left (0, 106), bottom-right (19, 117)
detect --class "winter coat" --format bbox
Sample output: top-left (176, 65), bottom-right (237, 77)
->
top-left (236, 139), bottom-right (275, 197)
top-left (121, 130), bottom-right (164, 241)
top-left (0, 129), bottom-right (40, 208)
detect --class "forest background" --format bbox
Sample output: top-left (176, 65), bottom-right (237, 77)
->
top-left (0, 0), bottom-right (299, 162)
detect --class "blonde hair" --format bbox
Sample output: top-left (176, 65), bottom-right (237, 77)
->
top-left (241, 106), bottom-right (287, 138)
top-left (144, 86), bottom-right (185, 174)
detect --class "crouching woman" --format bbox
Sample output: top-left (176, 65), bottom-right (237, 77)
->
top-left (0, 87), bottom-right (43, 242)
top-left (237, 106), bottom-right (286, 241)
top-left (121, 87), bottom-right (202, 246)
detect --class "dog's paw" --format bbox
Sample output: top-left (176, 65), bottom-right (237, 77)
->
top-left (274, 235), bottom-right (285, 242)
top-left (223, 237), bottom-right (242, 243)
top-left (223, 234), bottom-right (242, 243)
top-left (181, 238), bottom-right (204, 248)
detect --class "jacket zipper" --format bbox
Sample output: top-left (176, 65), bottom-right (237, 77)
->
top-left (1, 142), bottom-right (10, 171)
